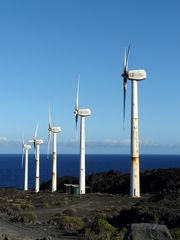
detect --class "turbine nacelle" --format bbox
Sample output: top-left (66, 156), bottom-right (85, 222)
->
top-left (127, 70), bottom-right (146, 81)
top-left (35, 139), bottom-right (43, 145)
top-left (23, 144), bottom-right (31, 150)
top-left (29, 139), bottom-right (43, 144)
top-left (49, 126), bottom-right (61, 133)
top-left (78, 109), bottom-right (91, 117)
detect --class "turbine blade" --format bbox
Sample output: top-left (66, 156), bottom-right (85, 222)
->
top-left (123, 77), bottom-right (127, 129)
top-left (126, 45), bottom-right (130, 72)
top-left (21, 134), bottom-right (25, 168)
top-left (22, 134), bottom-right (24, 145)
top-left (48, 105), bottom-right (52, 129)
top-left (47, 131), bottom-right (52, 159)
top-left (30, 138), bottom-right (37, 159)
top-left (124, 48), bottom-right (127, 73)
top-left (34, 122), bottom-right (39, 139)
top-left (122, 45), bottom-right (130, 130)
top-left (75, 114), bottom-right (78, 130)
top-left (22, 146), bottom-right (25, 168)
top-left (34, 145), bottom-right (37, 160)
top-left (75, 75), bottom-right (80, 112)
top-left (74, 75), bottom-right (80, 130)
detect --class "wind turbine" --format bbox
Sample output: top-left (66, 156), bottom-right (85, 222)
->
top-left (29, 124), bottom-right (43, 193)
top-left (121, 46), bottom-right (147, 197)
top-left (48, 106), bottom-right (61, 192)
top-left (74, 78), bottom-right (91, 195)
top-left (22, 137), bottom-right (31, 191)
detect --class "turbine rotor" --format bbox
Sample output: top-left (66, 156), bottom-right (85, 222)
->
top-left (47, 106), bottom-right (52, 159)
top-left (74, 75), bottom-right (80, 129)
top-left (121, 45), bottom-right (130, 128)
top-left (22, 135), bottom-right (25, 168)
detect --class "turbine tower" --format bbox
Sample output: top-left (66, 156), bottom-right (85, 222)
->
top-left (48, 107), bottom-right (61, 192)
top-left (121, 46), bottom-right (147, 197)
top-left (29, 124), bottom-right (43, 193)
top-left (74, 78), bottom-right (91, 195)
top-left (22, 137), bottom-right (31, 191)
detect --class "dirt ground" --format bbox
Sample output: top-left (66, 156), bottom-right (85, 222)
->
top-left (0, 189), bottom-right (141, 240)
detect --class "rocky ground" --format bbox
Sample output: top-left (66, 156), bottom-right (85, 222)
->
top-left (0, 168), bottom-right (179, 240)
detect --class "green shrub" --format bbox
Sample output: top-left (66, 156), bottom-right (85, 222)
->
top-left (110, 227), bottom-right (127, 240)
top-left (14, 198), bottom-right (26, 204)
top-left (94, 212), bottom-right (107, 220)
top-left (54, 200), bottom-right (68, 206)
top-left (35, 201), bottom-right (50, 208)
top-left (11, 203), bottom-right (22, 212)
top-left (171, 228), bottom-right (180, 240)
top-left (54, 212), bottom-right (63, 217)
top-left (50, 212), bottom-right (64, 222)
top-left (63, 208), bottom-right (77, 216)
top-left (94, 218), bottom-right (115, 234)
top-left (23, 212), bottom-right (38, 222)
top-left (21, 203), bottom-right (33, 210)
top-left (56, 216), bottom-right (84, 230)
top-left (84, 216), bottom-right (116, 240)
top-left (63, 197), bottom-right (69, 201)
top-left (42, 202), bottom-right (50, 208)
top-left (0, 197), bottom-right (8, 204)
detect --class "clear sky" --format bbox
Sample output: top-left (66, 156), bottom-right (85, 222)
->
top-left (0, 0), bottom-right (179, 154)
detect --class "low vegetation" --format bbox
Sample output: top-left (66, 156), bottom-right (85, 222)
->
top-left (22, 211), bottom-right (38, 222)
top-left (55, 215), bottom-right (84, 231)
top-left (83, 215), bottom-right (127, 240)
top-left (171, 228), bottom-right (180, 240)
top-left (63, 208), bottom-right (77, 216)
top-left (0, 169), bottom-right (179, 239)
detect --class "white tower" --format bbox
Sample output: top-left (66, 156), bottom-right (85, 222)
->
top-left (48, 107), bottom-right (61, 192)
top-left (22, 139), bottom-right (31, 191)
top-left (121, 46), bottom-right (147, 197)
top-left (29, 124), bottom-right (43, 193)
top-left (74, 79), bottom-right (91, 194)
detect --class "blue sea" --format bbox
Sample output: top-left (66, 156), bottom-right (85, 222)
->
top-left (0, 154), bottom-right (179, 189)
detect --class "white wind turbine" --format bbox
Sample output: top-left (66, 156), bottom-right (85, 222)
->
top-left (121, 46), bottom-right (147, 197)
top-left (74, 78), bottom-right (91, 195)
top-left (48, 106), bottom-right (61, 192)
top-left (22, 137), bottom-right (31, 191)
top-left (29, 124), bottom-right (43, 193)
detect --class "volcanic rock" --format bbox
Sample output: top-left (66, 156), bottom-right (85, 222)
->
top-left (124, 223), bottom-right (173, 240)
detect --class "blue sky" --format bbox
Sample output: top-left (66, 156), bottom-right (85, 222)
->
top-left (0, 0), bottom-right (179, 154)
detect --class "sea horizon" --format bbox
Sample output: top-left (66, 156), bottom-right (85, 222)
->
top-left (0, 153), bottom-right (180, 156)
top-left (0, 154), bottom-right (179, 189)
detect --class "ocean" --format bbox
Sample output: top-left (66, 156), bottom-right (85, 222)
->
top-left (0, 154), bottom-right (179, 189)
